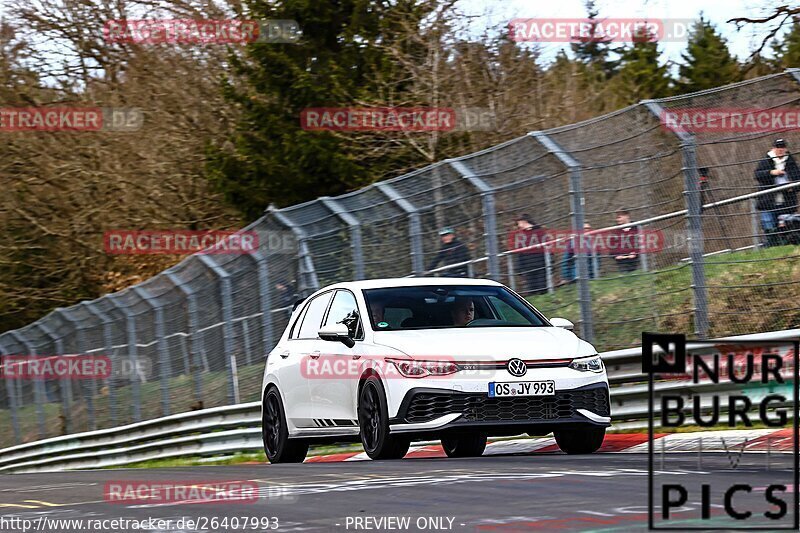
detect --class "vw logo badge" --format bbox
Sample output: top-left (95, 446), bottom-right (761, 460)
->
top-left (507, 358), bottom-right (527, 377)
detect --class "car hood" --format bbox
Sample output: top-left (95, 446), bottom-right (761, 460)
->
top-left (372, 327), bottom-right (596, 360)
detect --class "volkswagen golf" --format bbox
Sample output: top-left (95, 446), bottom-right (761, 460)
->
top-left (261, 277), bottom-right (610, 462)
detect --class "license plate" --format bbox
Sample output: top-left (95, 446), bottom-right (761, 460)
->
top-left (488, 381), bottom-right (555, 397)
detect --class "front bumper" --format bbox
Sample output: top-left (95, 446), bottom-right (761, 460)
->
top-left (389, 382), bottom-right (610, 433)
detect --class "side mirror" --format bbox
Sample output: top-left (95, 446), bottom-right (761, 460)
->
top-left (318, 323), bottom-right (355, 348)
top-left (549, 317), bottom-right (574, 331)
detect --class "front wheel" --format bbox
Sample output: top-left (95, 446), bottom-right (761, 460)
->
top-left (554, 426), bottom-right (605, 454)
top-left (262, 387), bottom-right (309, 463)
top-left (358, 377), bottom-right (410, 460)
top-left (442, 434), bottom-right (487, 458)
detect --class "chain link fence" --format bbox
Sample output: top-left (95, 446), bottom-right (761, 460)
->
top-left (3, 70), bottom-right (800, 447)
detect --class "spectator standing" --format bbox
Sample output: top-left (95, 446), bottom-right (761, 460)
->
top-left (274, 279), bottom-right (299, 308)
top-left (613, 209), bottom-right (639, 273)
top-left (754, 138), bottom-right (800, 247)
top-left (510, 214), bottom-right (548, 294)
top-left (427, 227), bottom-right (470, 277)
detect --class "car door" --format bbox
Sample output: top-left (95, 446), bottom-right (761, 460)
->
top-left (310, 289), bottom-right (367, 426)
top-left (277, 290), bottom-right (333, 429)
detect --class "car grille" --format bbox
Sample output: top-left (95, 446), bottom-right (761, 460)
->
top-left (404, 386), bottom-right (609, 423)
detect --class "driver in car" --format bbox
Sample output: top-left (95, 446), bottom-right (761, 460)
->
top-left (450, 297), bottom-right (475, 326)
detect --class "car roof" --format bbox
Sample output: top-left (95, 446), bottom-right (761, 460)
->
top-left (318, 277), bottom-right (504, 292)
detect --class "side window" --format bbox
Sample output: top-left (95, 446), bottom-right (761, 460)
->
top-left (295, 292), bottom-right (333, 339)
top-left (324, 290), bottom-right (361, 339)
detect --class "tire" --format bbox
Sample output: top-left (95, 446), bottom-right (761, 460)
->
top-left (358, 377), bottom-right (410, 460)
top-left (554, 426), bottom-right (606, 454)
top-left (441, 433), bottom-right (487, 458)
top-left (262, 387), bottom-right (309, 463)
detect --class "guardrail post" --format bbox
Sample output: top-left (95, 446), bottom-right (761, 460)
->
top-left (448, 160), bottom-right (501, 280)
top-left (643, 100), bottom-right (708, 338)
top-left (35, 321), bottom-right (71, 434)
top-left (320, 197), bottom-right (365, 280)
top-left (166, 272), bottom-right (204, 404)
top-left (0, 337), bottom-right (22, 443)
top-left (375, 182), bottom-right (425, 275)
top-left (9, 331), bottom-right (45, 438)
top-left (197, 256), bottom-right (240, 405)
top-left (84, 302), bottom-right (117, 427)
top-left (58, 308), bottom-right (97, 431)
top-left (108, 295), bottom-right (142, 422)
top-left (268, 206), bottom-right (320, 293)
top-left (132, 287), bottom-right (171, 417)
top-left (531, 131), bottom-right (594, 342)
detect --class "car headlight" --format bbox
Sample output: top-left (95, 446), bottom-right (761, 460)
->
top-left (569, 355), bottom-right (604, 373)
top-left (386, 358), bottom-right (459, 378)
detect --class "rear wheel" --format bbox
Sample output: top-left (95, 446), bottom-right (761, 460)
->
top-left (358, 377), bottom-right (410, 460)
top-left (554, 426), bottom-right (605, 454)
top-left (442, 433), bottom-right (487, 458)
top-left (262, 387), bottom-right (309, 463)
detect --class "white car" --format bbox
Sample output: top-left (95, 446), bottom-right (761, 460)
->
top-left (261, 277), bottom-right (609, 463)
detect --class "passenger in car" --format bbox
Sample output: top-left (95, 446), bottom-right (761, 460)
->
top-left (450, 298), bottom-right (475, 326)
top-left (369, 300), bottom-right (386, 324)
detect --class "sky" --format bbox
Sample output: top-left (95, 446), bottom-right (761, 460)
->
top-left (459, 0), bottom-right (784, 66)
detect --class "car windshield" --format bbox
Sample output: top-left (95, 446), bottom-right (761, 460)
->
top-left (363, 285), bottom-right (548, 331)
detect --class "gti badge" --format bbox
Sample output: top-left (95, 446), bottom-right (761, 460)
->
top-left (507, 358), bottom-right (527, 377)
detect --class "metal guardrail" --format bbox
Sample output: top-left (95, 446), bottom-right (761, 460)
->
top-left (1, 328), bottom-right (798, 473)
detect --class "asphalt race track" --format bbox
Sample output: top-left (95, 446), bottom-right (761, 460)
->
top-left (0, 451), bottom-right (795, 532)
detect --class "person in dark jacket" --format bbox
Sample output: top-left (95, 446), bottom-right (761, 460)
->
top-left (510, 214), bottom-right (548, 295)
top-left (754, 138), bottom-right (800, 246)
top-left (427, 227), bottom-right (471, 277)
top-left (613, 209), bottom-right (639, 273)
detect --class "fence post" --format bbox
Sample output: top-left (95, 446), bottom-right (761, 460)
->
top-left (638, 224), bottom-right (649, 272)
top-left (0, 337), bottom-right (22, 444)
top-left (682, 134), bottom-right (709, 338)
top-left (375, 182), bottom-right (425, 275)
top-left (57, 308), bottom-right (97, 431)
top-left (448, 159), bottom-right (501, 280)
top-left (320, 197), bottom-right (365, 280)
top-left (165, 272), bottom-right (204, 404)
top-left (197, 255), bottom-right (240, 405)
top-left (268, 206), bottom-right (320, 293)
top-left (9, 331), bottom-right (46, 438)
top-left (132, 287), bottom-right (171, 417)
top-left (531, 131), bottom-right (595, 343)
top-left (750, 198), bottom-right (761, 249)
top-left (35, 321), bottom-right (71, 435)
top-left (242, 248), bottom-right (276, 353)
top-left (643, 100), bottom-right (708, 338)
top-left (108, 295), bottom-right (142, 422)
top-left (84, 302), bottom-right (117, 427)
